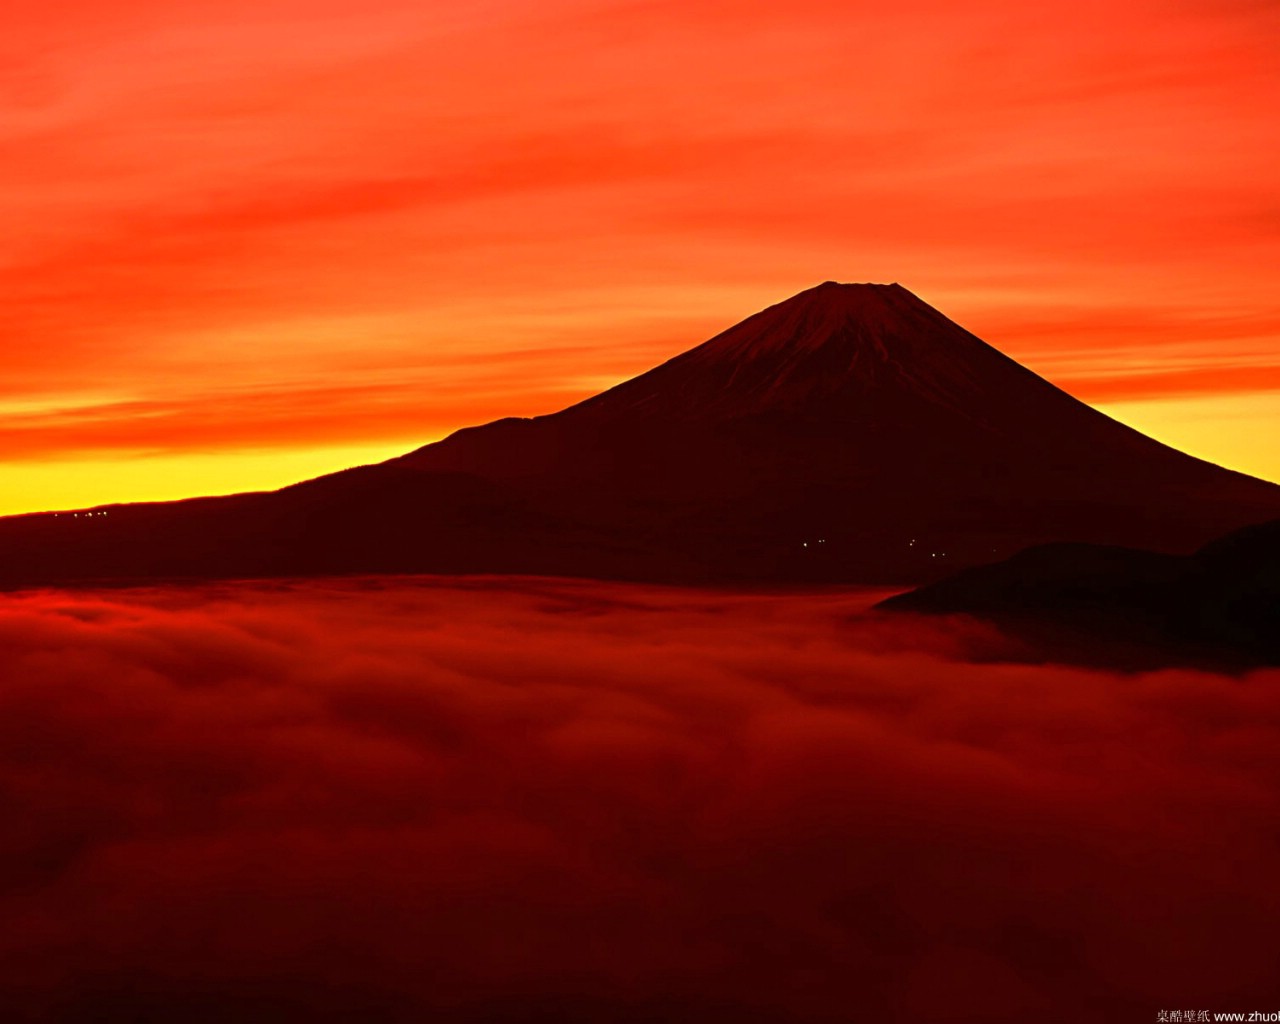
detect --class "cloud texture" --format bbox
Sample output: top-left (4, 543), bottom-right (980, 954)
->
top-left (2, 578), bottom-right (1279, 1021)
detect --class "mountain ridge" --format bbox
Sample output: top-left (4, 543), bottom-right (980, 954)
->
top-left (878, 517), bottom-right (1280, 670)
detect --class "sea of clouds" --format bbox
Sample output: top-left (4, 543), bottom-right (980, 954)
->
top-left (2, 577), bottom-right (1278, 1022)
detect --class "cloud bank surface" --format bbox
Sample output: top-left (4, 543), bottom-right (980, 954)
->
top-left (2, 578), bottom-right (1278, 1021)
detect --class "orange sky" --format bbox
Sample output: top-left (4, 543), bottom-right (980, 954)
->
top-left (3, 0), bottom-right (1278, 514)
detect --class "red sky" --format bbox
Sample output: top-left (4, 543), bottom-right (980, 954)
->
top-left (3, 0), bottom-right (1278, 513)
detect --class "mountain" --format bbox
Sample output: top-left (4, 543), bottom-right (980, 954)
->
top-left (877, 518), bottom-right (1280, 670)
top-left (2, 282), bottom-right (1279, 588)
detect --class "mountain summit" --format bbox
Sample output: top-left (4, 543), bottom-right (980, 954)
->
top-left (3, 284), bottom-right (1279, 587)
top-left (569, 281), bottom-right (1032, 418)
top-left (415, 281), bottom-right (1181, 453)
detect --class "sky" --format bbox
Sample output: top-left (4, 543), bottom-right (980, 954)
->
top-left (3, 0), bottom-right (1278, 514)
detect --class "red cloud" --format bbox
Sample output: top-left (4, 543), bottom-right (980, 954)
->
top-left (2, 578), bottom-right (1279, 1020)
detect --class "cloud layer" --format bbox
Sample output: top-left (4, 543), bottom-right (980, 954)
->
top-left (2, 577), bottom-right (1279, 1021)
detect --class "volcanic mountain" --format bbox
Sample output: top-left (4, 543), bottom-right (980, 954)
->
top-left (3, 282), bottom-right (1279, 588)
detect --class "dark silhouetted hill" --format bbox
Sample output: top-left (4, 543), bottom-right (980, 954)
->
top-left (879, 518), bottom-right (1280, 669)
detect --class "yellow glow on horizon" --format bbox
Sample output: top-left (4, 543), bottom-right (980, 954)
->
top-left (0, 442), bottom-right (423, 517)
top-left (1097, 392), bottom-right (1280, 486)
top-left (2, 391), bottom-right (1274, 519)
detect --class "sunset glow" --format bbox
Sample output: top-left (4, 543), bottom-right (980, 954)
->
top-left (3, 0), bottom-right (1278, 513)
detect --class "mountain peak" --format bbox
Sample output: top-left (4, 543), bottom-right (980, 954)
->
top-left (804, 279), bottom-right (912, 296)
top-left (811, 279), bottom-right (902, 291)
top-left (698, 280), bottom-right (951, 361)
top-left (792, 279), bottom-right (912, 309)
top-left (569, 280), bottom-right (1008, 420)
top-left (780, 280), bottom-right (939, 331)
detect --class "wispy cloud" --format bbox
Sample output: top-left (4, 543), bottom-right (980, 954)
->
top-left (3, 0), bottom-right (1278, 506)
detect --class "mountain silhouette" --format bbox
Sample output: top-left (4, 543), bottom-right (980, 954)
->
top-left (878, 517), bottom-right (1280, 670)
top-left (3, 282), bottom-right (1279, 588)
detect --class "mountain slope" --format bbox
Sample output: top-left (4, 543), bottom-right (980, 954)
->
top-left (878, 518), bottom-right (1280, 670)
top-left (2, 282), bottom-right (1278, 588)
